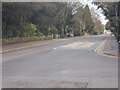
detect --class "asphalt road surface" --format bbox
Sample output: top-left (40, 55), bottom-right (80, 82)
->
top-left (2, 35), bottom-right (118, 88)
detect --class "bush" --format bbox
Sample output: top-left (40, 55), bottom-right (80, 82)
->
top-left (2, 26), bottom-right (19, 39)
top-left (93, 31), bottom-right (98, 35)
top-left (74, 29), bottom-right (80, 36)
top-left (37, 32), bottom-right (44, 37)
top-left (50, 26), bottom-right (58, 39)
top-left (38, 26), bottom-right (50, 36)
top-left (24, 23), bottom-right (37, 37)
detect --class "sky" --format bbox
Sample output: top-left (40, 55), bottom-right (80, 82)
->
top-left (80, 0), bottom-right (109, 25)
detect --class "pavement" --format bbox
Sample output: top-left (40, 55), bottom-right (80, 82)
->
top-left (95, 35), bottom-right (118, 58)
top-left (1, 34), bottom-right (118, 88)
top-left (2, 34), bottom-right (118, 58)
top-left (2, 38), bottom-right (72, 53)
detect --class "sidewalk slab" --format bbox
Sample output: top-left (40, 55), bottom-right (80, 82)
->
top-left (1, 38), bottom-right (71, 53)
top-left (103, 36), bottom-right (118, 57)
top-left (2, 39), bottom-right (56, 53)
top-left (95, 35), bottom-right (119, 57)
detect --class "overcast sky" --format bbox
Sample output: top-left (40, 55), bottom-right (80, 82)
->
top-left (80, 0), bottom-right (109, 25)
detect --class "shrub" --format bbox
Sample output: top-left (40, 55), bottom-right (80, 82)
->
top-left (24, 23), bottom-right (37, 37)
top-left (37, 32), bottom-right (44, 37)
top-left (50, 26), bottom-right (58, 39)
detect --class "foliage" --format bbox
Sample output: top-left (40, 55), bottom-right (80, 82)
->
top-left (24, 23), bottom-right (37, 37)
top-left (94, 2), bottom-right (119, 36)
top-left (92, 17), bottom-right (104, 34)
top-left (83, 5), bottom-right (94, 33)
top-left (36, 32), bottom-right (44, 37)
top-left (2, 2), bottom-right (95, 39)
top-left (72, 5), bottom-right (94, 36)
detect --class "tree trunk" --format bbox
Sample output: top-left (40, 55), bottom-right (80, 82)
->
top-left (19, 16), bottom-right (23, 37)
top-left (3, 17), bottom-right (8, 33)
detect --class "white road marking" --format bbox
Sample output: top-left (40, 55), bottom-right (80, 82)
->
top-left (54, 42), bottom-right (95, 50)
top-left (1, 38), bottom-right (73, 53)
top-left (53, 48), bottom-right (57, 50)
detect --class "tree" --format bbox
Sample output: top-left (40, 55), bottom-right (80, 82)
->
top-left (83, 5), bottom-right (94, 34)
top-left (2, 2), bottom-right (34, 38)
top-left (95, 2), bottom-right (119, 34)
top-left (2, 2), bottom-right (95, 39)
top-left (92, 16), bottom-right (104, 34)
top-left (72, 5), bottom-right (94, 36)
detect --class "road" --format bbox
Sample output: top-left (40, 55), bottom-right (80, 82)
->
top-left (2, 35), bottom-right (118, 88)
